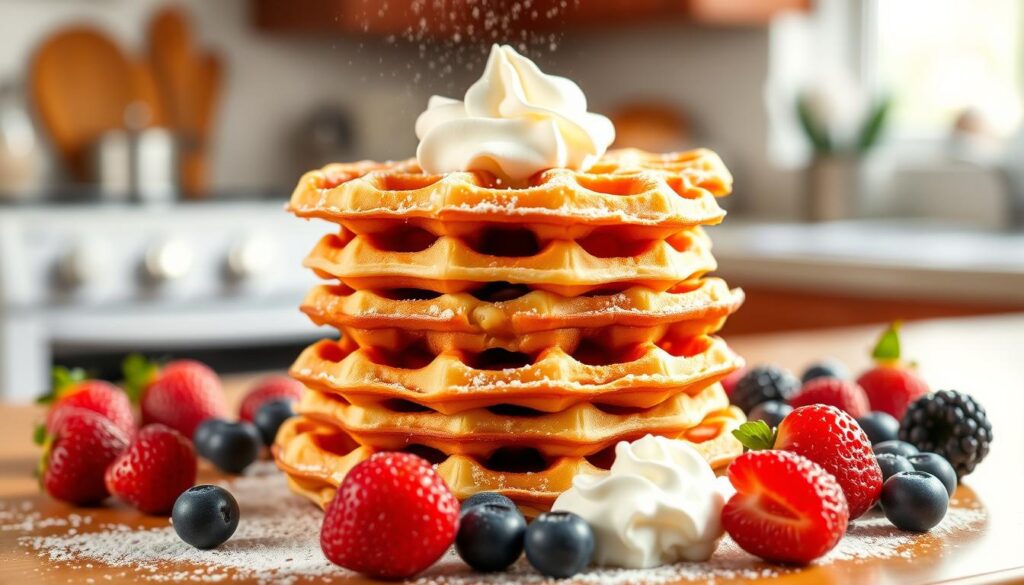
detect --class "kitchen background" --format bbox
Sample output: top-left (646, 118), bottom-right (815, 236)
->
top-left (1, 0), bottom-right (1022, 401)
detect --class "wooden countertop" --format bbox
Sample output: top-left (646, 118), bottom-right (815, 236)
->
top-left (2, 314), bottom-right (1023, 584)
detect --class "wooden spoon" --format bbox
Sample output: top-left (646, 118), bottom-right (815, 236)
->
top-left (30, 27), bottom-right (136, 181)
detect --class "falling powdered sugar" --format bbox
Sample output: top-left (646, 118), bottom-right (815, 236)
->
top-left (12, 462), bottom-right (985, 584)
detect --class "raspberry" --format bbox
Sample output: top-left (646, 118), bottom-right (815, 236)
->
top-left (320, 452), bottom-right (460, 579)
top-left (789, 377), bottom-right (870, 418)
top-left (732, 365), bottom-right (799, 413)
top-left (722, 450), bottom-right (848, 564)
top-left (899, 390), bottom-right (992, 479)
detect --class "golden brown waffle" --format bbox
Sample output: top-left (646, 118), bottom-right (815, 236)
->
top-left (291, 334), bottom-right (741, 415)
top-left (302, 278), bottom-right (743, 353)
top-left (273, 406), bottom-right (744, 516)
top-left (288, 148), bottom-right (732, 234)
top-left (305, 228), bottom-right (715, 296)
top-left (296, 383), bottom-right (729, 458)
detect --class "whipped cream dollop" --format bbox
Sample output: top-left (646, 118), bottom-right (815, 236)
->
top-left (415, 44), bottom-right (615, 183)
top-left (552, 435), bottom-right (733, 569)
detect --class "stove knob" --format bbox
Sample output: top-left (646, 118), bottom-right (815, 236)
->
top-left (227, 235), bottom-right (277, 280)
top-left (144, 238), bottom-right (193, 282)
top-left (58, 238), bottom-right (109, 288)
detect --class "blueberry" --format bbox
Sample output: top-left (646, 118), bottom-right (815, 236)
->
top-left (461, 492), bottom-right (516, 515)
top-left (455, 503), bottom-right (526, 572)
top-left (857, 412), bottom-right (901, 445)
top-left (192, 418), bottom-right (229, 459)
top-left (876, 453), bottom-right (914, 482)
top-left (801, 359), bottom-right (849, 383)
top-left (253, 399), bottom-right (295, 446)
top-left (199, 420), bottom-right (262, 474)
top-left (880, 471), bottom-right (949, 532)
top-left (907, 452), bottom-right (958, 497)
top-left (874, 440), bottom-right (919, 458)
top-left (747, 401), bottom-right (792, 428)
top-left (524, 511), bottom-right (594, 578)
top-left (172, 485), bottom-right (240, 549)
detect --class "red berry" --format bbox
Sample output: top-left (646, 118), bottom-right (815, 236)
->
top-left (320, 452), bottom-right (460, 579)
top-left (721, 367), bottom-right (747, 399)
top-left (776, 404), bottom-right (882, 519)
top-left (46, 380), bottom-right (135, 438)
top-left (722, 450), bottom-right (848, 564)
top-left (105, 424), bottom-right (197, 515)
top-left (789, 378), bottom-right (870, 418)
top-left (141, 360), bottom-right (227, 439)
top-left (857, 366), bottom-right (928, 420)
top-left (238, 376), bottom-right (303, 422)
top-left (41, 408), bottom-right (130, 505)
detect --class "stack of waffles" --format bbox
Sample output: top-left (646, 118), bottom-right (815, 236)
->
top-left (274, 148), bottom-right (746, 516)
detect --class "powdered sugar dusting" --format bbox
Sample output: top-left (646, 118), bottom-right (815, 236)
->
top-left (8, 464), bottom-right (985, 584)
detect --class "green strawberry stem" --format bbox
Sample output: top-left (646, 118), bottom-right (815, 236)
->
top-left (732, 420), bottom-right (777, 451)
top-left (122, 353), bottom-right (160, 403)
top-left (871, 321), bottom-right (903, 364)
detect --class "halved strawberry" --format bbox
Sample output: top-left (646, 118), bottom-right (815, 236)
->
top-left (722, 450), bottom-right (849, 564)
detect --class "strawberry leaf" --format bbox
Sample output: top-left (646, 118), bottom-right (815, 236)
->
top-left (32, 423), bottom-right (47, 446)
top-left (871, 321), bottom-right (902, 363)
top-left (122, 354), bottom-right (158, 403)
top-left (732, 420), bottom-right (777, 451)
top-left (36, 367), bottom-right (88, 404)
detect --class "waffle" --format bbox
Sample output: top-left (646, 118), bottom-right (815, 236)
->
top-left (291, 334), bottom-right (741, 415)
top-left (305, 228), bottom-right (715, 296)
top-left (273, 406), bottom-right (744, 516)
top-left (288, 148), bottom-right (732, 233)
top-left (302, 278), bottom-right (744, 353)
top-left (296, 383), bottom-right (729, 458)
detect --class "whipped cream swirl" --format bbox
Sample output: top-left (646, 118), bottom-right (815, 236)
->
top-left (552, 435), bottom-right (733, 569)
top-left (415, 44), bottom-right (615, 183)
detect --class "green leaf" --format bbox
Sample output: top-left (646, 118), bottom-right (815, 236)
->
top-left (857, 97), bottom-right (891, 153)
top-left (796, 95), bottom-right (833, 154)
top-left (32, 424), bottom-right (47, 446)
top-left (732, 420), bottom-right (777, 452)
top-left (871, 321), bottom-right (902, 363)
top-left (122, 353), bottom-right (158, 403)
top-left (37, 366), bottom-right (88, 404)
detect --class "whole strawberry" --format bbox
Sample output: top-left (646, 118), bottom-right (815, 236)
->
top-left (320, 452), bottom-right (460, 579)
top-left (789, 377), bottom-right (870, 418)
top-left (722, 450), bottom-right (848, 564)
top-left (776, 405), bottom-right (882, 518)
top-left (856, 323), bottom-right (928, 419)
top-left (38, 368), bottom-right (134, 441)
top-left (41, 408), bottom-right (130, 505)
top-left (124, 355), bottom-right (227, 439)
top-left (105, 424), bottom-right (197, 515)
top-left (238, 375), bottom-right (303, 422)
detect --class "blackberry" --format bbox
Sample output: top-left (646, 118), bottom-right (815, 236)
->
top-left (899, 390), bottom-right (992, 479)
top-left (732, 365), bottom-right (800, 413)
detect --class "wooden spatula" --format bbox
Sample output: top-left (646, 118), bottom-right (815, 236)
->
top-left (30, 27), bottom-right (136, 181)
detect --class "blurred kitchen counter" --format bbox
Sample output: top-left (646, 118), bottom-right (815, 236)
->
top-left (710, 219), bottom-right (1024, 333)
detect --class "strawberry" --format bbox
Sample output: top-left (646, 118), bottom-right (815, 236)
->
top-left (722, 450), bottom-right (848, 564)
top-left (40, 407), bottom-right (130, 505)
top-left (320, 452), bottom-right (460, 579)
top-left (124, 355), bottom-right (227, 439)
top-left (105, 424), bottom-right (197, 515)
top-left (788, 377), bottom-right (870, 418)
top-left (238, 375), bottom-right (303, 422)
top-left (733, 405), bottom-right (883, 519)
top-left (856, 322), bottom-right (928, 419)
top-left (37, 368), bottom-right (134, 443)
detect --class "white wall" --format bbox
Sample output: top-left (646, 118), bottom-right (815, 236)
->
top-left (0, 1), bottom-right (793, 213)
